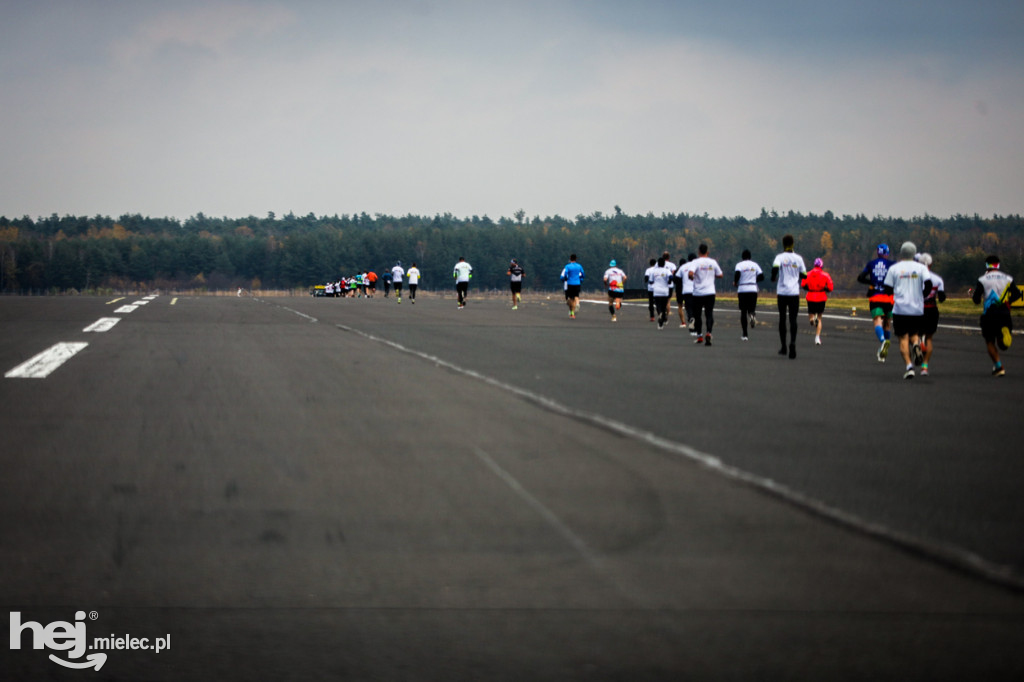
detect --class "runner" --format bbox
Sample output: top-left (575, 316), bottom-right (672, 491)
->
top-left (688, 244), bottom-right (723, 346)
top-left (644, 258), bottom-right (657, 322)
top-left (507, 258), bottom-right (525, 310)
top-left (648, 256), bottom-right (674, 329)
top-left (603, 259), bottom-right (627, 322)
top-left (366, 270), bottom-right (378, 297)
top-left (391, 261), bottom-right (405, 303)
top-left (803, 257), bottom-right (834, 346)
top-left (662, 251), bottom-right (677, 319)
top-left (561, 254), bottom-right (585, 319)
top-left (453, 257), bottom-right (473, 308)
top-left (382, 270), bottom-right (392, 298)
top-left (676, 253), bottom-right (697, 332)
top-left (406, 262), bottom-right (421, 303)
top-left (857, 244), bottom-right (896, 362)
top-left (733, 249), bottom-right (764, 341)
top-left (771, 234), bottom-right (807, 359)
top-left (882, 242), bottom-right (932, 379)
top-left (918, 253), bottom-right (945, 376)
top-left (971, 254), bottom-right (1022, 377)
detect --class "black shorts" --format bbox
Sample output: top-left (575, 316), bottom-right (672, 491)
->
top-left (510, 281), bottom-right (522, 294)
top-left (608, 290), bottom-right (623, 299)
top-left (566, 284), bottom-right (581, 298)
top-left (893, 314), bottom-right (924, 337)
top-left (980, 309), bottom-right (1012, 342)
top-left (807, 300), bottom-right (826, 315)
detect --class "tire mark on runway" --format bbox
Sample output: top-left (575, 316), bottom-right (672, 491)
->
top-left (337, 321), bottom-right (1024, 593)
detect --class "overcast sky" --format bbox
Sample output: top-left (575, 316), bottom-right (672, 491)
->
top-left (2, 0), bottom-right (1022, 221)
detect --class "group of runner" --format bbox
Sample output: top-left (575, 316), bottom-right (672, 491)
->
top-left (320, 272), bottom-right (379, 297)
top-left (576, 236), bottom-right (1018, 377)
top-left (320, 242), bottom-right (1020, 377)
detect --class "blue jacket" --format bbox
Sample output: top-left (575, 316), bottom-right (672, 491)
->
top-left (562, 262), bottom-right (584, 286)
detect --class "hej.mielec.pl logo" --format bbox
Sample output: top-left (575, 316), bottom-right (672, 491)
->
top-left (10, 610), bottom-right (171, 671)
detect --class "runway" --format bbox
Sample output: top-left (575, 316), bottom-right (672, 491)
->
top-left (2, 292), bottom-right (1023, 680)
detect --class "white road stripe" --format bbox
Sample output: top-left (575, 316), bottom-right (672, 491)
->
top-left (83, 317), bottom-right (121, 333)
top-left (114, 305), bottom-right (139, 313)
top-left (5, 342), bottom-right (89, 379)
top-left (339, 321), bottom-right (1024, 592)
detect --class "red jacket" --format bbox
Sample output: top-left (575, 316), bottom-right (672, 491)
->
top-left (803, 266), bottom-right (833, 302)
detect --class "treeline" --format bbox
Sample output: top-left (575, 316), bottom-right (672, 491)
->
top-left (1, 209), bottom-right (1021, 295)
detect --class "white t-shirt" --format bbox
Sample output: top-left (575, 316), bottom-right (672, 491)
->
top-left (773, 251), bottom-right (807, 296)
top-left (603, 267), bottom-right (626, 292)
top-left (676, 262), bottom-right (694, 295)
top-left (644, 265), bottom-right (655, 292)
top-left (453, 261), bottom-right (472, 283)
top-left (884, 259), bottom-right (930, 316)
top-left (648, 265), bottom-right (674, 297)
top-left (734, 260), bottom-right (763, 293)
top-left (690, 257), bottom-right (723, 296)
top-left (406, 267), bottom-right (420, 285)
top-left (391, 265), bottom-right (405, 283)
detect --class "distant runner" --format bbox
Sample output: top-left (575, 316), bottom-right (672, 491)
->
top-left (858, 244), bottom-right (896, 362)
top-left (508, 258), bottom-right (524, 310)
top-left (603, 259), bottom-right (627, 322)
top-left (803, 258), bottom-right (834, 346)
top-left (453, 257), bottom-right (473, 309)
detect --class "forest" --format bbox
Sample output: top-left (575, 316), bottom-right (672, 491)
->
top-left (1, 209), bottom-right (1021, 296)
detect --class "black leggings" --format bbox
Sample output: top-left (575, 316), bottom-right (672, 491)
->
top-left (738, 292), bottom-right (758, 336)
top-left (693, 295), bottom-right (715, 335)
top-left (778, 295), bottom-right (799, 346)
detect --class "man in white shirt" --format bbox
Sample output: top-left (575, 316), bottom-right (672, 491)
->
top-left (675, 254), bottom-right (696, 331)
top-left (391, 261), bottom-right (405, 303)
top-left (648, 257), bottom-right (674, 329)
top-left (883, 242), bottom-right (932, 379)
top-left (687, 243), bottom-right (724, 346)
top-left (734, 249), bottom-right (764, 341)
top-left (406, 263), bottom-right (421, 304)
top-left (453, 257), bottom-right (473, 309)
top-left (603, 260), bottom-right (627, 322)
top-left (772, 234), bottom-right (807, 359)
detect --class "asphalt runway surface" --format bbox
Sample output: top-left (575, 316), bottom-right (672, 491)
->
top-left (2, 292), bottom-right (1023, 680)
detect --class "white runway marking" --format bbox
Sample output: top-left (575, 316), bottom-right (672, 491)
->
top-left (339, 321), bottom-right (1024, 592)
top-left (5, 342), bottom-right (89, 379)
top-left (83, 317), bottom-right (121, 333)
top-left (114, 305), bottom-right (139, 314)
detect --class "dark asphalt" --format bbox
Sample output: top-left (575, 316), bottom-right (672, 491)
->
top-left (2, 293), bottom-right (1023, 680)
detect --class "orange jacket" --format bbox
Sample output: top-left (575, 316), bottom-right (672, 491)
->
top-left (803, 266), bottom-right (833, 302)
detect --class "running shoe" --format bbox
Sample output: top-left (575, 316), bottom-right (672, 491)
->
top-left (993, 365), bottom-right (1006, 377)
top-left (999, 326), bottom-right (1012, 350)
top-left (779, 346), bottom-right (787, 355)
top-left (789, 345), bottom-right (796, 359)
top-left (657, 320), bottom-right (664, 329)
top-left (611, 315), bottom-right (617, 322)
top-left (749, 313), bottom-right (757, 328)
top-left (704, 334), bottom-right (712, 346)
top-left (512, 305), bottom-right (518, 310)
top-left (741, 336), bottom-right (749, 342)
top-left (920, 367), bottom-right (929, 377)
top-left (877, 339), bottom-right (890, 362)
top-left (695, 335), bottom-right (704, 344)
top-left (815, 336), bottom-right (822, 346)
top-left (904, 367), bottom-right (915, 379)
top-left (911, 343), bottom-right (924, 366)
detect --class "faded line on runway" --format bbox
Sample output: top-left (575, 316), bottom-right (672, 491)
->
top-left (473, 447), bottom-right (650, 607)
top-left (5, 342), bottom-right (89, 379)
top-left (83, 317), bottom-right (121, 333)
top-left (339, 321), bottom-right (1024, 593)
